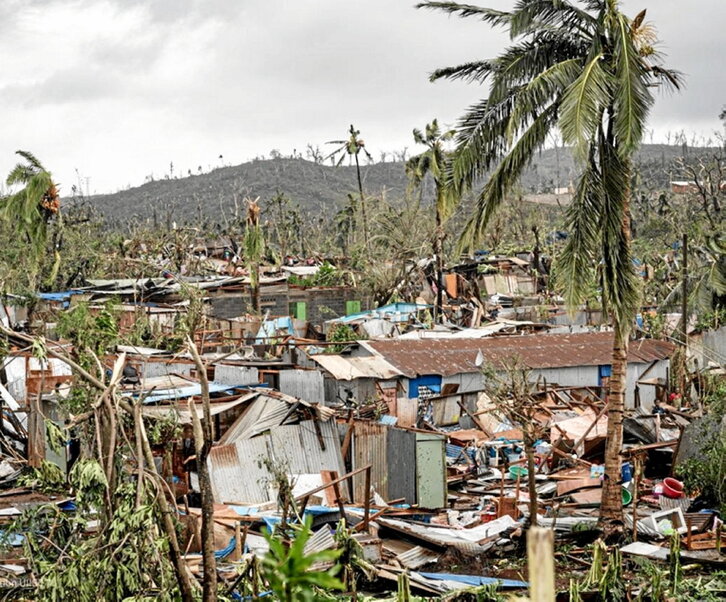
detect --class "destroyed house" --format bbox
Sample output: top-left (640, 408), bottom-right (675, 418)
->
top-left (312, 331), bottom-right (675, 410)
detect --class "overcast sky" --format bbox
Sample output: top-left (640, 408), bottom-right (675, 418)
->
top-left (1, 0), bottom-right (724, 194)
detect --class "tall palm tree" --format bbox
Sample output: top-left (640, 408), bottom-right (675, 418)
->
top-left (244, 197), bottom-right (264, 313)
top-left (406, 119), bottom-right (458, 321)
top-left (326, 125), bottom-right (373, 251)
top-left (419, 0), bottom-right (681, 532)
top-left (2, 150), bottom-right (60, 258)
top-left (1, 151), bottom-right (61, 299)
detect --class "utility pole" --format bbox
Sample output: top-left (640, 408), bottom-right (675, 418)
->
top-left (680, 232), bottom-right (688, 400)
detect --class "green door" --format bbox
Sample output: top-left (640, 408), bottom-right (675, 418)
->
top-left (345, 300), bottom-right (361, 315)
top-left (415, 433), bottom-right (446, 508)
top-left (289, 301), bottom-right (307, 320)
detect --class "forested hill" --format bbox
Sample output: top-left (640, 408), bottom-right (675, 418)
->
top-left (88, 144), bottom-right (704, 227)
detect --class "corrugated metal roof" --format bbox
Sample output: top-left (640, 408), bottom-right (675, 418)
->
top-left (208, 421), bottom-right (345, 505)
top-left (311, 354), bottom-right (403, 380)
top-left (303, 527), bottom-right (336, 555)
top-left (375, 515), bottom-right (516, 552)
top-left (397, 546), bottom-right (440, 569)
top-left (270, 420), bottom-right (346, 480)
top-left (141, 392), bottom-right (257, 422)
top-left (218, 393), bottom-right (291, 444)
top-left (208, 437), bottom-right (273, 504)
top-left (366, 332), bottom-right (675, 377)
top-left (218, 390), bottom-right (336, 445)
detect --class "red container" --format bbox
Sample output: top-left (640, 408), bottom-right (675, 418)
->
top-left (662, 477), bottom-right (684, 499)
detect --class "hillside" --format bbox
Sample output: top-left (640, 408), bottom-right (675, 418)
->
top-left (88, 144), bottom-right (704, 227)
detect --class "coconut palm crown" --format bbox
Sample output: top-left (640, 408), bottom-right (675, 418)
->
top-left (419, 0), bottom-right (681, 329)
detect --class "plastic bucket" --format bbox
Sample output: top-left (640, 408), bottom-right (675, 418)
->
top-left (622, 487), bottom-right (632, 506)
top-left (662, 477), bottom-right (684, 499)
top-left (509, 465), bottom-right (528, 480)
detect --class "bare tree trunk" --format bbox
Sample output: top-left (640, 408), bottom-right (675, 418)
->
top-left (524, 430), bottom-right (538, 527)
top-left (679, 232), bottom-right (688, 399)
top-left (131, 399), bottom-right (198, 601)
top-left (27, 388), bottom-right (45, 468)
top-left (188, 338), bottom-right (218, 602)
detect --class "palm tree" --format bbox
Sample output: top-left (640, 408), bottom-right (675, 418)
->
top-left (244, 197), bottom-right (264, 313)
top-left (406, 119), bottom-right (458, 321)
top-left (2, 150), bottom-right (60, 257)
top-left (419, 0), bottom-right (681, 533)
top-left (326, 125), bottom-right (373, 251)
top-left (1, 151), bottom-right (61, 301)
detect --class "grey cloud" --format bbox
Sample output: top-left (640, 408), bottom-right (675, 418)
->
top-left (1, 0), bottom-right (724, 193)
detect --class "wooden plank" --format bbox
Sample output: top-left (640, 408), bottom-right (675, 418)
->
top-left (527, 527), bottom-right (555, 602)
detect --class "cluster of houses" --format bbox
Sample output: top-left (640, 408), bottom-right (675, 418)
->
top-left (2, 252), bottom-right (724, 597)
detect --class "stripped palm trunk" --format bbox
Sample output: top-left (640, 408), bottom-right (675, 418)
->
top-left (434, 210), bottom-right (444, 323)
top-left (601, 324), bottom-right (628, 528)
top-left (601, 170), bottom-right (634, 534)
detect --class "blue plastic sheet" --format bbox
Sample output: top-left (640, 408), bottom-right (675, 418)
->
top-left (419, 572), bottom-right (527, 589)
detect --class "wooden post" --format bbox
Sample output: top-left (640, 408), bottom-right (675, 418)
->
top-left (235, 522), bottom-right (242, 559)
top-left (527, 527), bottom-right (555, 602)
top-left (631, 454), bottom-right (642, 541)
top-left (329, 471), bottom-right (347, 521)
top-left (680, 232), bottom-right (688, 400)
top-left (363, 466), bottom-right (371, 533)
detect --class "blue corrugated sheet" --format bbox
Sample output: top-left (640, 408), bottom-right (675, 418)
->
top-left (419, 572), bottom-right (527, 589)
top-left (332, 302), bottom-right (431, 324)
top-left (37, 290), bottom-right (85, 308)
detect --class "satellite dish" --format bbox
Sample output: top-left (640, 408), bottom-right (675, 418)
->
top-left (475, 350), bottom-right (485, 367)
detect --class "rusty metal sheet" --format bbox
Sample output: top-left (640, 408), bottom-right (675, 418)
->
top-left (367, 333), bottom-right (675, 377)
top-left (311, 354), bottom-right (403, 380)
top-left (209, 420), bottom-right (345, 504)
top-left (352, 421), bottom-right (388, 503)
top-left (208, 437), bottom-right (272, 504)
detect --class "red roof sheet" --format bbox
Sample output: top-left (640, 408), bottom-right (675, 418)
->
top-left (366, 332), bottom-right (675, 377)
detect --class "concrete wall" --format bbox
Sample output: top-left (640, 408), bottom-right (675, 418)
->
top-left (288, 286), bottom-right (363, 325)
top-left (209, 289), bottom-right (288, 320)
